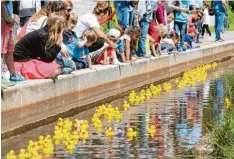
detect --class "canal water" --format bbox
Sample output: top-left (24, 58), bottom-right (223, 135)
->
top-left (2, 59), bottom-right (234, 159)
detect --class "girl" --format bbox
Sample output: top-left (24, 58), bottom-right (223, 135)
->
top-left (122, 26), bottom-right (141, 63)
top-left (1, 1), bottom-right (25, 82)
top-left (13, 13), bottom-right (67, 79)
top-left (201, 3), bottom-right (211, 39)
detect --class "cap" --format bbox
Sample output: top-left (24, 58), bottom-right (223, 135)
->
top-left (108, 29), bottom-right (121, 38)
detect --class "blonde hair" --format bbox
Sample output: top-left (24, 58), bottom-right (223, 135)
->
top-left (67, 12), bottom-right (78, 25)
top-left (82, 29), bottom-right (98, 44)
top-left (156, 24), bottom-right (168, 36)
top-left (63, 0), bottom-right (73, 8)
top-left (46, 13), bottom-right (66, 49)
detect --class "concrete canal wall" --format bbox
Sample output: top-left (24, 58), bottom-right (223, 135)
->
top-left (2, 40), bottom-right (234, 139)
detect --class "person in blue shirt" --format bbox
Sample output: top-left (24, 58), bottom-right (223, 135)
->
top-left (66, 29), bottom-right (97, 70)
top-left (184, 27), bottom-right (196, 49)
top-left (168, 0), bottom-right (190, 47)
top-left (212, 0), bottom-right (228, 42)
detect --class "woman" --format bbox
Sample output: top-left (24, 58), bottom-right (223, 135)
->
top-left (74, 5), bottom-right (115, 54)
top-left (14, 13), bottom-right (67, 79)
top-left (18, 0), bottom-right (68, 40)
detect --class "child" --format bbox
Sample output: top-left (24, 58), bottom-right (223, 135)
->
top-left (92, 28), bottom-right (123, 65)
top-left (56, 12), bottom-right (78, 72)
top-left (121, 26), bottom-right (141, 62)
top-left (184, 27), bottom-right (197, 49)
top-left (67, 29), bottom-right (97, 69)
top-left (170, 32), bottom-right (187, 52)
top-left (201, 3), bottom-right (211, 39)
top-left (1, 1), bottom-right (25, 81)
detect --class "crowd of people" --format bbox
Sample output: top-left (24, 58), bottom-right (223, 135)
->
top-left (1, 0), bottom-right (229, 85)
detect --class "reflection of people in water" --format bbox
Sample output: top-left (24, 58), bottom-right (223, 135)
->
top-left (213, 77), bottom-right (224, 123)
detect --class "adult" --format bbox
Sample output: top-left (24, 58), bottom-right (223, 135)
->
top-left (74, 5), bottom-right (115, 53)
top-left (156, 0), bottom-right (166, 25)
top-left (114, 1), bottom-right (131, 28)
top-left (13, 13), bottom-right (67, 79)
top-left (166, 11), bottom-right (175, 34)
top-left (137, 0), bottom-right (153, 57)
top-left (168, 0), bottom-right (190, 46)
top-left (17, 0), bottom-right (68, 40)
top-left (63, 0), bottom-right (73, 20)
top-left (212, 0), bottom-right (228, 42)
top-left (194, 0), bottom-right (203, 43)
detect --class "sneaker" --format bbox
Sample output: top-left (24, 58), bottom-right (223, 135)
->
top-left (1, 78), bottom-right (15, 89)
top-left (61, 67), bottom-right (73, 74)
top-left (9, 72), bottom-right (25, 82)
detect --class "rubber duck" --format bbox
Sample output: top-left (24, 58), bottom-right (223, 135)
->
top-left (57, 118), bottom-right (63, 128)
top-left (225, 98), bottom-right (231, 109)
top-left (66, 141), bottom-right (75, 154)
top-left (105, 127), bottom-right (114, 139)
top-left (175, 78), bottom-right (179, 85)
top-left (214, 72), bottom-right (219, 78)
top-left (80, 130), bottom-right (88, 143)
top-left (38, 136), bottom-right (45, 149)
top-left (71, 131), bottom-right (79, 145)
top-left (212, 62), bottom-right (217, 69)
top-left (30, 150), bottom-right (42, 159)
top-left (139, 95), bottom-right (145, 103)
top-left (73, 120), bottom-right (79, 131)
top-left (135, 96), bottom-right (140, 104)
top-left (43, 143), bottom-right (51, 157)
top-left (27, 140), bottom-right (34, 153)
top-left (94, 119), bottom-right (102, 133)
top-left (63, 118), bottom-right (72, 132)
top-left (18, 149), bottom-right (29, 159)
top-left (129, 96), bottom-right (135, 105)
top-left (80, 120), bottom-right (89, 132)
top-left (140, 89), bottom-right (146, 97)
top-left (6, 150), bottom-right (16, 159)
top-left (123, 101), bottom-right (130, 111)
top-left (127, 128), bottom-right (136, 141)
top-left (147, 125), bottom-right (156, 138)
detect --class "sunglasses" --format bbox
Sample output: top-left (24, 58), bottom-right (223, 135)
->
top-left (67, 8), bottom-right (72, 12)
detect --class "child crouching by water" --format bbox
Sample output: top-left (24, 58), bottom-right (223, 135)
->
top-left (92, 28), bottom-right (123, 65)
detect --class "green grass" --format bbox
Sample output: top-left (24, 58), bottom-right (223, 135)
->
top-left (210, 72), bottom-right (234, 159)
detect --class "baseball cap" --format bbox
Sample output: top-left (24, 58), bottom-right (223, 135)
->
top-left (108, 29), bottom-right (121, 38)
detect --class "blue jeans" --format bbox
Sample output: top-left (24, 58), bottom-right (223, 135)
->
top-left (174, 22), bottom-right (187, 46)
top-left (114, 1), bottom-right (130, 28)
top-left (137, 21), bottom-right (150, 57)
top-left (196, 17), bottom-right (202, 42)
top-left (160, 43), bottom-right (174, 52)
top-left (215, 11), bottom-right (225, 41)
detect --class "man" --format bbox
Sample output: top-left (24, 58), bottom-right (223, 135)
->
top-left (137, 0), bottom-right (153, 57)
top-left (212, 0), bottom-right (228, 42)
top-left (168, 0), bottom-right (190, 47)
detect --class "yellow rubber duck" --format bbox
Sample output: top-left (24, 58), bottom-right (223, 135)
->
top-left (43, 143), bottom-right (51, 157)
top-left (38, 136), bottom-right (44, 149)
top-left (214, 73), bottom-right (219, 78)
top-left (127, 128), bottom-right (136, 141)
top-left (66, 141), bottom-right (75, 154)
top-left (105, 127), bottom-right (115, 139)
top-left (212, 62), bottom-right (217, 69)
top-left (71, 131), bottom-right (79, 145)
top-left (7, 150), bottom-right (16, 159)
top-left (30, 150), bottom-right (42, 159)
top-left (57, 118), bottom-right (63, 128)
top-left (123, 101), bottom-right (130, 111)
top-left (94, 119), bottom-right (103, 132)
top-left (80, 130), bottom-right (89, 143)
top-left (63, 118), bottom-right (72, 132)
top-left (135, 96), bottom-right (140, 104)
top-left (147, 125), bottom-right (156, 138)
top-left (225, 98), bottom-right (231, 109)
top-left (129, 96), bottom-right (135, 104)
top-left (18, 149), bottom-right (29, 159)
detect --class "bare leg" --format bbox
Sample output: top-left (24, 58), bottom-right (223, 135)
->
top-left (150, 43), bottom-right (158, 57)
top-left (47, 68), bottom-right (61, 79)
top-left (4, 52), bottom-right (15, 74)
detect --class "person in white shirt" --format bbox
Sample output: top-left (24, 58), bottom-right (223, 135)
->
top-left (74, 5), bottom-right (115, 53)
top-left (201, 3), bottom-right (211, 38)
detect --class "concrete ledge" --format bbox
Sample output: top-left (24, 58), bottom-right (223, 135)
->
top-left (2, 40), bottom-right (234, 136)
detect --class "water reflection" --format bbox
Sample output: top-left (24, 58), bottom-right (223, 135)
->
top-left (2, 66), bottom-right (233, 159)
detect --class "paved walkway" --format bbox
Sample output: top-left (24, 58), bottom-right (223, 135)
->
top-left (199, 31), bottom-right (234, 47)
